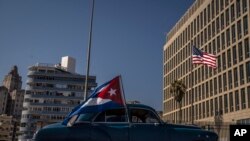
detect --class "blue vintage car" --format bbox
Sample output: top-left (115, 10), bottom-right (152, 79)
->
top-left (33, 104), bottom-right (218, 141)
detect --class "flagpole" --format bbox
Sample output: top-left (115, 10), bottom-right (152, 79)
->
top-left (84, 0), bottom-right (95, 101)
top-left (119, 75), bottom-right (130, 123)
top-left (191, 46), bottom-right (194, 125)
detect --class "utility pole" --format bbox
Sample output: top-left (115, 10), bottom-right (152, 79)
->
top-left (84, 0), bottom-right (95, 101)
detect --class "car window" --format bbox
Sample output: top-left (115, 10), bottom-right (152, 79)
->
top-left (75, 113), bottom-right (96, 123)
top-left (130, 108), bottom-right (160, 123)
top-left (94, 109), bottom-right (127, 122)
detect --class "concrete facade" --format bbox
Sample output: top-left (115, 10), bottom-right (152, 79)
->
top-left (163, 0), bottom-right (250, 124)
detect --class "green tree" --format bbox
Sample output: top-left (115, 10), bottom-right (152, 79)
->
top-left (170, 80), bottom-right (186, 124)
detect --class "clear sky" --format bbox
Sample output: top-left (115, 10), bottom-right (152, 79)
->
top-left (0, 0), bottom-right (194, 111)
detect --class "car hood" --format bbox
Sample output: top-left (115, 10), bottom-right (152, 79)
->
top-left (42, 122), bottom-right (65, 129)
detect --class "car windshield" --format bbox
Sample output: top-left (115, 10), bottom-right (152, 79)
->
top-left (67, 113), bottom-right (96, 126)
top-left (75, 113), bottom-right (96, 123)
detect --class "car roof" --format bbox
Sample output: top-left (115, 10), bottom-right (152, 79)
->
top-left (126, 104), bottom-right (156, 111)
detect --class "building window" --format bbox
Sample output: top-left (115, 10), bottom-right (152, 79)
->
top-left (225, 0), bottom-right (229, 6)
top-left (218, 56), bottom-right (221, 72)
top-left (224, 94), bottom-right (228, 113)
top-left (228, 70), bottom-right (233, 89)
top-left (235, 90), bottom-right (240, 111)
top-left (246, 61), bottom-right (250, 83)
top-left (226, 28), bottom-right (231, 46)
top-left (227, 49), bottom-right (232, 67)
top-left (206, 100), bottom-right (209, 117)
top-left (200, 12), bottom-right (203, 29)
top-left (234, 67), bottom-right (238, 87)
top-left (248, 86), bottom-right (250, 108)
top-left (210, 79), bottom-right (213, 96)
top-left (229, 92), bottom-right (234, 112)
top-left (236, 0), bottom-right (241, 17)
top-left (215, 97), bottom-right (218, 114)
top-left (210, 99), bottom-right (214, 116)
top-left (217, 36), bottom-right (221, 53)
top-left (212, 0), bottom-right (215, 18)
top-left (218, 75), bottom-right (222, 93)
top-left (239, 64), bottom-right (244, 85)
top-left (212, 39), bottom-right (216, 54)
top-left (203, 9), bottom-right (207, 26)
top-left (231, 4), bottom-right (235, 22)
top-left (214, 77), bottom-right (217, 95)
top-left (233, 46), bottom-right (237, 65)
top-left (241, 88), bottom-right (246, 109)
top-left (243, 16), bottom-right (248, 35)
top-left (208, 4), bottom-right (211, 21)
top-left (208, 25), bottom-right (211, 40)
top-left (223, 73), bottom-right (227, 91)
top-left (220, 0), bottom-right (224, 11)
top-left (212, 21), bottom-right (215, 36)
top-left (237, 20), bottom-right (242, 39)
top-left (245, 38), bottom-right (250, 58)
top-left (238, 42), bottom-right (243, 62)
top-left (231, 24), bottom-right (236, 42)
top-left (221, 13), bottom-right (225, 30)
top-left (242, 0), bottom-right (247, 13)
top-left (216, 17), bottom-right (220, 33)
top-left (206, 81), bottom-right (209, 98)
top-left (226, 8), bottom-right (230, 26)
top-left (222, 52), bottom-right (226, 70)
top-left (216, 0), bottom-right (219, 15)
top-left (222, 32), bottom-right (226, 49)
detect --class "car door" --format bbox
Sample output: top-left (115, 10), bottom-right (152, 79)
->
top-left (67, 113), bottom-right (94, 141)
top-left (91, 108), bottom-right (129, 141)
top-left (129, 108), bottom-right (165, 141)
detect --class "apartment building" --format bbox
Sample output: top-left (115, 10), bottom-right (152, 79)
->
top-left (19, 56), bottom-right (97, 141)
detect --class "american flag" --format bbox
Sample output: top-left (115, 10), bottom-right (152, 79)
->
top-left (192, 46), bottom-right (217, 68)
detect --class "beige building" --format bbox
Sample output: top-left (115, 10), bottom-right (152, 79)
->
top-left (0, 86), bottom-right (8, 114)
top-left (0, 115), bottom-right (18, 141)
top-left (8, 90), bottom-right (25, 119)
top-left (0, 66), bottom-right (24, 141)
top-left (3, 66), bottom-right (22, 93)
top-left (1, 66), bottom-right (25, 119)
top-left (163, 0), bottom-right (250, 125)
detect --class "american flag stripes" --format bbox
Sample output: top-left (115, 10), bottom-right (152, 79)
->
top-left (192, 46), bottom-right (217, 68)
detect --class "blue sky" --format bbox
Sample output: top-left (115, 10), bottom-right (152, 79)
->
top-left (0, 0), bottom-right (194, 111)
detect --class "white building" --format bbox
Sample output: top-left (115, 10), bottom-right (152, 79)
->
top-left (19, 57), bottom-right (97, 141)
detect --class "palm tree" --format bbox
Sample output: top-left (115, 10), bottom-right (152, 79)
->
top-left (170, 80), bottom-right (186, 124)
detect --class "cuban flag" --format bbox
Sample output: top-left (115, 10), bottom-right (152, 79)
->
top-left (62, 76), bottom-right (126, 125)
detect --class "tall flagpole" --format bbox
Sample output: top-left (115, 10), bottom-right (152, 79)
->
top-left (84, 0), bottom-right (95, 101)
top-left (191, 46), bottom-right (194, 125)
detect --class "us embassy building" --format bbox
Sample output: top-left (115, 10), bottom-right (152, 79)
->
top-left (163, 0), bottom-right (250, 125)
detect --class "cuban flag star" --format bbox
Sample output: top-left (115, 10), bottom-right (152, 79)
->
top-left (62, 75), bottom-right (126, 125)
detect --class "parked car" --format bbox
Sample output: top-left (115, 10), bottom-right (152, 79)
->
top-left (33, 104), bottom-right (218, 141)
